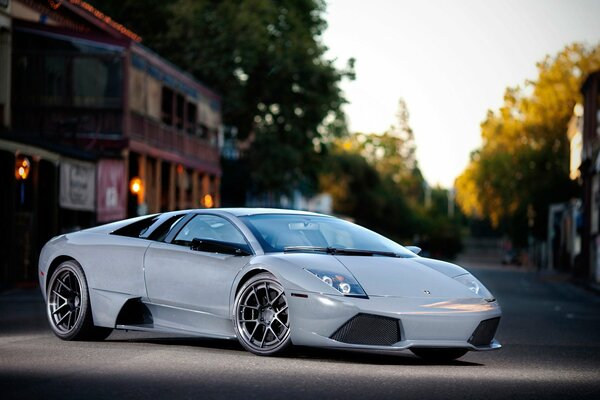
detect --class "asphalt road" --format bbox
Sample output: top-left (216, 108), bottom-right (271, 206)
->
top-left (1, 264), bottom-right (600, 399)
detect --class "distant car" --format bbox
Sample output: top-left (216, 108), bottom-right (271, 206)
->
top-left (502, 249), bottom-right (521, 266)
top-left (39, 208), bottom-right (501, 360)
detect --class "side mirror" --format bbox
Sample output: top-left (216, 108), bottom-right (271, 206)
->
top-left (406, 246), bottom-right (422, 255)
top-left (191, 238), bottom-right (252, 256)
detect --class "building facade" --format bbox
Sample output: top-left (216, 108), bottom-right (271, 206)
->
top-left (580, 70), bottom-right (600, 284)
top-left (0, 0), bottom-right (222, 287)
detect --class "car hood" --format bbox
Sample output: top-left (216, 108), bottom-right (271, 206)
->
top-left (334, 256), bottom-right (478, 298)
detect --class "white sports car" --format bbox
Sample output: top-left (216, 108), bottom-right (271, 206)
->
top-left (39, 208), bottom-right (501, 360)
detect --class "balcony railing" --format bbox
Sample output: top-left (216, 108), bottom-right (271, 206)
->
top-left (12, 106), bottom-right (123, 138)
top-left (129, 112), bottom-right (219, 164)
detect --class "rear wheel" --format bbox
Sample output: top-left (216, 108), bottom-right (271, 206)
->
top-left (46, 260), bottom-right (112, 341)
top-left (411, 348), bottom-right (468, 361)
top-left (233, 273), bottom-right (291, 356)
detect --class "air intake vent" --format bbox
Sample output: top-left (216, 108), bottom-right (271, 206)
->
top-left (468, 317), bottom-right (500, 346)
top-left (330, 313), bottom-right (401, 346)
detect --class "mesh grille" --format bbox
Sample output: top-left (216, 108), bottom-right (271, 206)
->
top-left (330, 313), bottom-right (401, 346)
top-left (468, 317), bottom-right (500, 346)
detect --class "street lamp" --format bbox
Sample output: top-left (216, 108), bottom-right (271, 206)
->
top-left (129, 177), bottom-right (143, 196)
top-left (15, 155), bottom-right (31, 181)
top-left (203, 194), bottom-right (214, 208)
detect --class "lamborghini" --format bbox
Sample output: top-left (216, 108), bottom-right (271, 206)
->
top-left (39, 208), bottom-right (501, 360)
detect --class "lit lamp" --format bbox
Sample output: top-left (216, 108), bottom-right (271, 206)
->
top-left (130, 177), bottom-right (143, 197)
top-left (203, 194), bottom-right (214, 208)
top-left (15, 155), bottom-right (31, 180)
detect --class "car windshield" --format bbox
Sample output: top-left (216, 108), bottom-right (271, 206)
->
top-left (239, 214), bottom-right (416, 258)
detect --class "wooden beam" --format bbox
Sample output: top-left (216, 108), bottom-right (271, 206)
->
top-left (168, 162), bottom-right (176, 210)
top-left (155, 158), bottom-right (162, 213)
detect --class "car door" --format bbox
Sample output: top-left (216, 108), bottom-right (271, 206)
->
top-left (143, 213), bottom-right (252, 331)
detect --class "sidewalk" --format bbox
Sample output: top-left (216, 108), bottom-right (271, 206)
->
top-left (0, 281), bottom-right (39, 295)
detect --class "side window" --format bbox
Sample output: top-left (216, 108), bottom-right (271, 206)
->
top-left (172, 215), bottom-right (246, 247)
top-left (147, 214), bottom-right (185, 242)
top-left (111, 216), bottom-right (159, 238)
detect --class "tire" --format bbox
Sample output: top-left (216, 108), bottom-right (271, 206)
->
top-left (411, 348), bottom-right (468, 361)
top-left (46, 260), bottom-right (112, 341)
top-left (233, 273), bottom-right (291, 356)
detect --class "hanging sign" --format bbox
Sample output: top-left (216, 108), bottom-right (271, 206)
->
top-left (97, 159), bottom-right (126, 222)
top-left (59, 159), bottom-right (96, 211)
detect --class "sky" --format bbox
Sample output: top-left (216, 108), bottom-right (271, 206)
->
top-left (322, 0), bottom-right (600, 188)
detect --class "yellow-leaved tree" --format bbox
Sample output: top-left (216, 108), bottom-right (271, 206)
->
top-left (455, 43), bottom-right (600, 244)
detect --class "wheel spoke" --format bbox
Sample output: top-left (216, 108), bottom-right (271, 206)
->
top-left (65, 273), bottom-right (73, 291)
top-left (240, 304), bottom-right (259, 310)
top-left (259, 327), bottom-right (268, 348)
top-left (52, 290), bottom-right (67, 302)
top-left (273, 315), bottom-right (287, 327)
top-left (268, 326), bottom-right (280, 341)
top-left (264, 283), bottom-right (271, 304)
top-left (52, 302), bottom-right (68, 315)
top-left (275, 305), bottom-right (288, 315)
top-left (56, 310), bottom-right (72, 326)
top-left (270, 290), bottom-right (283, 305)
top-left (249, 323), bottom-right (259, 341)
top-left (56, 278), bottom-right (70, 293)
top-left (72, 306), bottom-right (80, 323)
top-left (251, 287), bottom-right (261, 306)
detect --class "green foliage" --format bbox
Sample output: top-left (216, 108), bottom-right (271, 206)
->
top-left (93, 0), bottom-right (354, 195)
top-left (456, 43), bottom-right (600, 245)
top-left (320, 148), bottom-right (417, 240)
top-left (94, 1), bottom-right (463, 256)
top-left (321, 100), bottom-right (463, 259)
top-left (423, 187), bottom-right (464, 259)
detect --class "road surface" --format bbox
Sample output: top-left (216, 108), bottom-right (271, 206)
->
top-left (1, 264), bottom-right (599, 399)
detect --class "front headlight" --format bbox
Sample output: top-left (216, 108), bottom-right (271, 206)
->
top-left (454, 273), bottom-right (495, 301)
top-left (305, 268), bottom-right (367, 297)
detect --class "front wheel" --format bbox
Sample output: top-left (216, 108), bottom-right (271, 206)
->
top-left (233, 273), bottom-right (291, 356)
top-left (46, 260), bottom-right (112, 341)
top-left (411, 348), bottom-right (468, 361)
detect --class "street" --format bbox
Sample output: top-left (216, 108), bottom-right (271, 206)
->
top-left (1, 264), bottom-right (600, 399)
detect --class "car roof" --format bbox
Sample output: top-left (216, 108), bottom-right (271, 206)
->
top-left (202, 208), bottom-right (327, 217)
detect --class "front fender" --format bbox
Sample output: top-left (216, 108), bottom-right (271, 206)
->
top-left (228, 254), bottom-right (351, 317)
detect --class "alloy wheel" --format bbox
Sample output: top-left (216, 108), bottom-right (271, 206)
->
top-left (48, 267), bottom-right (83, 334)
top-left (235, 276), bottom-right (290, 354)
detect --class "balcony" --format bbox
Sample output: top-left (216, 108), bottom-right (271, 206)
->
top-left (129, 112), bottom-right (220, 165)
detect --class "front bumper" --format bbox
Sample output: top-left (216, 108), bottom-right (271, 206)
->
top-left (288, 291), bottom-right (502, 352)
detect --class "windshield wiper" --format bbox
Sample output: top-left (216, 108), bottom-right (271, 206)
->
top-left (283, 246), bottom-right (401, 257)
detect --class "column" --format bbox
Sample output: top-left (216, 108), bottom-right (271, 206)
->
top-left (168, 163), bottom-right (176, 210)
top-left (201, 173), bottom-right (210, 208)
top-left (214, 176), bottom-right (221, 207)
top-left (137, 153), bottom-right (146, 205)
top-left (191, 170), bottom-right (199, 209)
top-left (154, 158), bottom-right (162, 213)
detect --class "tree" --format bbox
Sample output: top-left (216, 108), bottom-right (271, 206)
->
top-left (319, 145), bottom-right (418, 241)
top-left (340, 99), bottom-right (424, 204)
top-left (93, 0), bottom-right (354, 198)
top-left (320, 99), bottom-right (424, 240)
top-left (318, 98), bottom-right (463, 258)
top-left (456, 43), bottom-right (600, 245)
